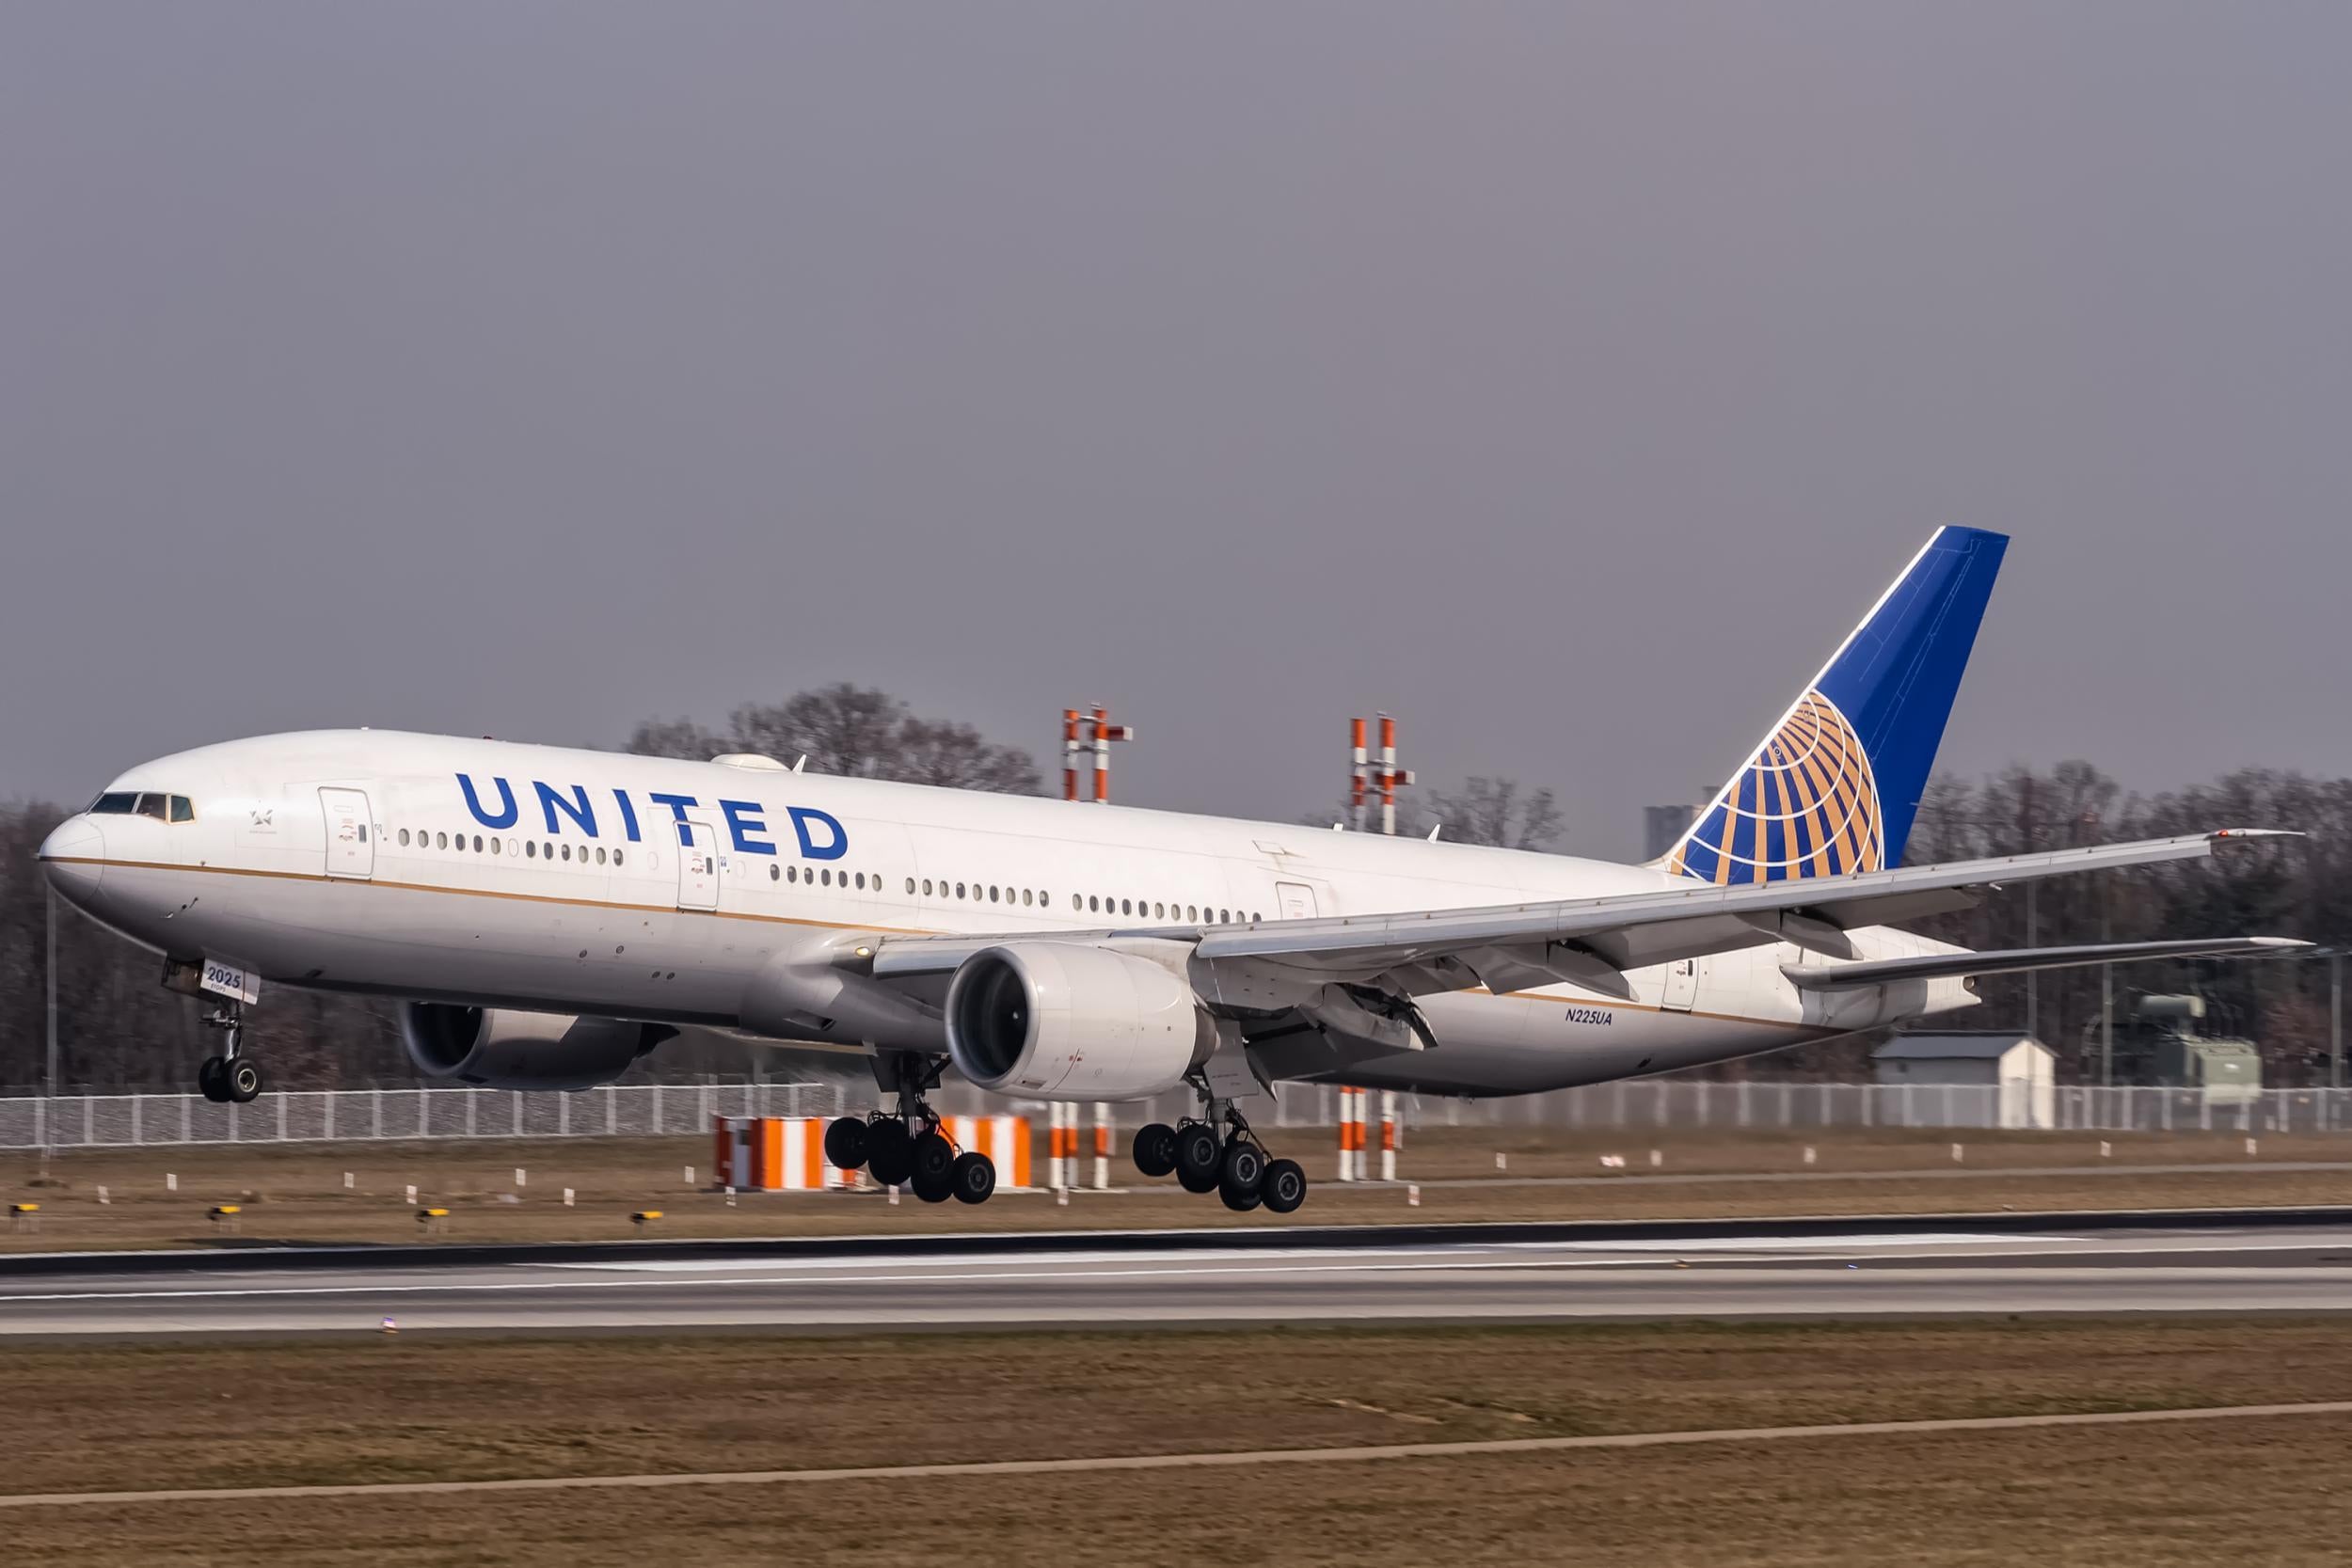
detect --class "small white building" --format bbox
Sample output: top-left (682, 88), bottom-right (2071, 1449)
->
top-left (1870, 1032), bottom-right (2057, 1130)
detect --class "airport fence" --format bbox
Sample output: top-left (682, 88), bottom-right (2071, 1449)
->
top-left (4, 1077), bottom-right (2350, 1151)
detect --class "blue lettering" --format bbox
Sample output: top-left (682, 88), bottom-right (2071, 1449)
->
top-left (649, 792), bottom-right (699, 824)
top-left (721, 799), bottom-right (777, 855)
top-left (788, 806), bottom-right (849, 861)
top-left (612, 789), bottom-right (642, 843)
top-left (457, 773), bottom-right (519, 830)
top-left (534, 781), bottom-right (597, 837)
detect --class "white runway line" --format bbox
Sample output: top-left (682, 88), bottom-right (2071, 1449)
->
top-left (5, 1400), bottom-right (2348, 1511)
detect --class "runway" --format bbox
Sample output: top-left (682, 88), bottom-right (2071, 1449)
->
top-left (5, 1212), bottom-right (2351, 1336)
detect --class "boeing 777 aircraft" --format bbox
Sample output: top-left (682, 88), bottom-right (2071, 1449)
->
top-left (37, 528), bottom-right (2302, 1212)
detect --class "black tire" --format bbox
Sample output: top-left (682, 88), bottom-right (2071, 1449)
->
top-left (866, 1118), bottom-right (914, 1187)
top-left (1261, 1158), bottom-right (1307, 1214)
top-left (823, 1117), bottom-right (869, 1171)
top-left (911, 1130), bottom-right (956, 1185)
top-left (225, 1059), bottom-right (264, 1104)
top-left (1132, 1122), bottom-right (1179, 1179)
top-left (1218, 1138), bottom-right (1265, 1196)
top-left (1174, 1123), bottom-right (1222, 1194)
top-left (911, 1164), bottom-right (955, 1204)
top-left (950, 1151), bottom-right (996, 1205)
top-left (1218, 1178), bottom-right (1263, 1212)
top-left (197, 1056), bottom-right (228, 1103)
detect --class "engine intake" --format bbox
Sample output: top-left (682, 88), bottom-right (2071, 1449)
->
top-left (946, 942), bottom-right (1212, 1100)
top-left (400, 1004), bottom-right (663, 1091)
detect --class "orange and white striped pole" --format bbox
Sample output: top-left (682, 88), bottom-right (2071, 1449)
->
top-left (1092, 1102), bottom-right (1112, 1190)
top-left (1062, 709), bottom-right (1082, 803)
top-left (1337, 1087), bottom-right (1364, 1181)
top-left (1375, 715), bottom-right (1415, 835)
top-left (1379, 1090), bottom-right (1398, 1182)
top-left (1350, 717), bottom-right (1367, 832)
top-left (1047, 1102), bottom-right (1070, 1189)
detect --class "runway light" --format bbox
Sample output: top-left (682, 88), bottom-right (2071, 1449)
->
top-left (381, 1316), bottom-right (398, 1335)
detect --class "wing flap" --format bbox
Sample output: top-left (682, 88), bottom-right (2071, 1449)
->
top-left (1784, 936), bottom-right (2310, 991)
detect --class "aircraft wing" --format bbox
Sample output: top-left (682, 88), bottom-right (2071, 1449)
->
top-left (1782, 936), bottom-right (2311, 992)
top-left (867, 830), bottom-right (2296, 1002)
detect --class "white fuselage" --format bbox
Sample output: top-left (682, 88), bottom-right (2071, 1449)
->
top-left (40, 730), bottom-right (1978, 1097)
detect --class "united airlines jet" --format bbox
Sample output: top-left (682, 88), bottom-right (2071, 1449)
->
top-left (37, 529), bottom-right (2301, 1212)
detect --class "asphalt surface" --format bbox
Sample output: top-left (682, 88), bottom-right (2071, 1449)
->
top-left (5, 1212), bottom-right (2351, 1335)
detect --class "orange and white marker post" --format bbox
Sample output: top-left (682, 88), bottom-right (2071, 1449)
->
top-left (1378, 1090), bottom-right (1399, 1182)
top-left (1047, 1102), bottom-right (1073, 1189)
top-left (1091, 1102), bottom-right (1113, 1190)
top-left (1337, 1087), bottom-right (1366, 1181)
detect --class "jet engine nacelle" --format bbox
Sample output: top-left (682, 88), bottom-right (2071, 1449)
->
top-left (399, 1004), bottom-right (664, 1091)
top-left (946, 942), bottom-right (1215, 1100)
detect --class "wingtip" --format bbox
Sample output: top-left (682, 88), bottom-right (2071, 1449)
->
top-left (2211, 828), bottom-right (2305, 842)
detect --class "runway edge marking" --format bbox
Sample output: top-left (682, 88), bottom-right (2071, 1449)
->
top-left (7, 1401), bottom-right (2351, 1511)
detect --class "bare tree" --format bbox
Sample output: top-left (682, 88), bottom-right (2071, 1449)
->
top-left (628, 683), bottom-right (1041, 794)
top-left (1423, 776), bottom-right (1564, 850)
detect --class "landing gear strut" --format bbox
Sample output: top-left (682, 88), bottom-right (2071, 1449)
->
top-left (1135, 1088), bottom-right (1307, 1215)
top-left (198, 1006), bottom-right (263, 1104)
top-left (827, 1052), bottom-right (997, 1205)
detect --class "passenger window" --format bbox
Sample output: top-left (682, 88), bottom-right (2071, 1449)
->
top-left (956, 882), bottom-right (966, 899)
top-left (988, 885), bottom-right (998, 902)
top-left (770, 863), bottom-right (781, 881)
top-left (399, 829), bottom-right (411, 847)
top-left (597, 847), bottom-right (608, 865)
top-left (472, 835), bottom-right (483, 853)
top-left (560, 844), bottom-right (570, 862)
top-left (856, 872), bottom-right (866, 891)
top-left (525, 840), bottom-right (535, 858)
top-left (169, 796), bottom-right (195, 823)
top-left (1120, 899), bottom-right (1132, 916)
top-left (1153, 902), bottom-right (1165, 919)
top-left (1185, 905), bottom-right (1198, 922)
top-left (544, 843), bottom-right (553, 860)
top-left (1088, 895), bottom-right (1099, 912)
top-left (135, 793), bottom-right (167, 820)
top-left (612, 849), bottom-right (624, 867)
top-left (1022, 889), bottom-right (1033, 907)
top-left (490, 837), bottom-right (501, 855)
top-left (1040, 892), bottom-right (1051, 908)
top-left (822, 868), bottom-right (834, 886)
top-left (437, 832), bottom-right (450, 850)
top-left (1219, 909), bottom-right (1230, 924)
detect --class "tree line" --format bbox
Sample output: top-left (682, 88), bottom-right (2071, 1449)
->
top-left (0, 686), bottom-right (2342, 1089)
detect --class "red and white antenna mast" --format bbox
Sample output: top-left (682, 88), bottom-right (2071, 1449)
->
top-left (1347, 713), bottom-right (1414, 833)
top-left (1065, 705), bottom-right (1136, 802)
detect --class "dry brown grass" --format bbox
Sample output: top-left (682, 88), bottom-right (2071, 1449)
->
top-left (3, 1126), bottom-right (2346, 1252)
top-left (8, 1322), bottom-right (2352, 1564)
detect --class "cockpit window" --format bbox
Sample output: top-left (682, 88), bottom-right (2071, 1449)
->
top-left (168, 796), bottom-right (195, 823)
top-left (89, 792), bottom-right (138, 815)
top-left (134, 794), bottom-right (168, 820)
top-left (87, 791), bottom-right (196, 821)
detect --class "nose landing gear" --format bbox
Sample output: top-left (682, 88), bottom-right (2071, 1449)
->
top-left (1135, 1095), bottom-right (1307, 1214)
top-left (825, 1053), bottom-right (997, 1204)
top-left (197, 1006), bottom-right (264, 1104)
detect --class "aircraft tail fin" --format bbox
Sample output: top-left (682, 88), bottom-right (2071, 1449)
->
top-left (1661, 527), bottom-right (2008, 884)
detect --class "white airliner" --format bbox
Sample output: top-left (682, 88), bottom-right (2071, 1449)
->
top-left (38, 528), bottom-right (2301, 1212)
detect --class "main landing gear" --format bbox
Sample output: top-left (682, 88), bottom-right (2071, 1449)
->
top-left (1133, 1096), bottom-right (1306, 1215)
top-left (823, 1053), bottom-right (996, 1205)
top-left (197, 1005), bottom-right (264, 1104)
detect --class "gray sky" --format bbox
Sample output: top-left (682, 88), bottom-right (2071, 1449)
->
top-left (5, 4), bottom-right (2347, 859)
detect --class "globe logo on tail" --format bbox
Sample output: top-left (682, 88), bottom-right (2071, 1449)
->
top-left (1667, 689), bottom-right (1884, 885)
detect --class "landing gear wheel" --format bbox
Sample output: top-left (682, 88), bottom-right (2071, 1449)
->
top-left (1218, 1138), bottom-right (1264, 1196)
top-left (1218, 1178), bottom-right (1263, 1212)
top-left (823, 1117), bottom-right (869, 1171)
top-left (911, 1130), bottom-right (956, 1186)
top-left (225, 1059), bottom-right (263, 1104)
top-left (1132, 1123), bottom-right (1178, 1179)
top-left (197, 1056), bottom-right (229, 1103)
top-left (1260, 1159), bottom-right (1307, 1214)
top-left (949, 1151), bottom-right (996, 1205)
top-left (1174, 1123), bottom-right (1223, 1194)
top-left (866, 1118), bottom-right (914, 1186)
top-left (911, 1164), bottom-right (955, 1204)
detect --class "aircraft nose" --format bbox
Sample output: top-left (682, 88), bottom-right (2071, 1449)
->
top-left (38, 818), bottom-right (104, 904)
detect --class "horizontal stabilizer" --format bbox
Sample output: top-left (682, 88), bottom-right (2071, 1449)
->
top-left (1783, 936), bottom-right (2312, 992)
